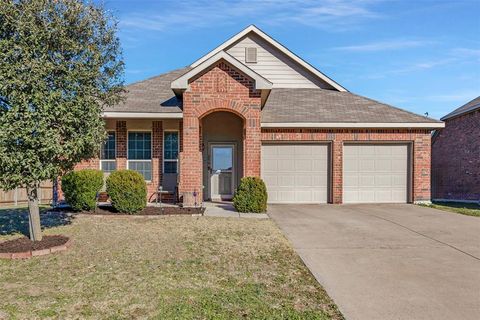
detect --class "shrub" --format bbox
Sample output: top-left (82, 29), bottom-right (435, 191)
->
top-left (61, 169), bottom-right (104, 211)
top-left (106, 170), bottom-right (146, 214)
top-left (233, 177), bottom-right (268, 213)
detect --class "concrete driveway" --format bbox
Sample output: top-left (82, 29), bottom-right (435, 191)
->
top-left (269, 204), bottom-right (480, 320)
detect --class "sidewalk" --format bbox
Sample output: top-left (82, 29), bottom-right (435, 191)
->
top-left (203, 201), bottom-right (269, 219)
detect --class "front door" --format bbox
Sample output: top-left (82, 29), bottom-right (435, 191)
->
top-left (209, 144), bottom-right (235, 200)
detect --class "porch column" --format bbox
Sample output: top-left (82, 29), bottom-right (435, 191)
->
top-left (116, 120), bottom-right (127, 170)
top-left (152, 120), bottom-right (163, 193)
top-left (179, 115), bottom-right (203, 206)
top-left (244, 109), bottom-right (261, 177)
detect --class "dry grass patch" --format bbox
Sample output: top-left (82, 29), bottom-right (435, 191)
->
top-left (0, 214), bottom-right (342, 319)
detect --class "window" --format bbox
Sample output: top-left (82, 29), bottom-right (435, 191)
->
top-left (128, 132), bottom-right (152, 181)
top-left (164, 131), bottom-right (179, 174)
top-left (100, 132), bottom-right (116, 173)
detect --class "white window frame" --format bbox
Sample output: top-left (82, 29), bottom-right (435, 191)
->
top-left (99, 131), bottom-right (116, 173)
top-left (163, 130), bottom-right (179, 174)
top-left (127, 130), bottom-right (153, 182)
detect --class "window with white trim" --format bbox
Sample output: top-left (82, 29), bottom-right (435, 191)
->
top-left (100, 131), bottom-right (116, 173)
top-left (128, 132), bottom-right (152, 181)
top-left (163, 131), bottom-right (179, 174)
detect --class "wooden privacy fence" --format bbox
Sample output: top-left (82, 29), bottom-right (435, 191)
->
top-left (0, 181), bottom-right (53, 207)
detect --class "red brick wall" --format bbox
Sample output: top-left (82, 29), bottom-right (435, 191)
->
top-left (262, 128), bottom-right (432, 203)
top-left (432, 110), bottom-right (480, 201)
top-left (180, 60), bottom-right (262, 205)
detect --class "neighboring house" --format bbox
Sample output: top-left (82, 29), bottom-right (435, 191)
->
top-left (73, 25), bottom-right (443, 206)
top-left (432, 96), bottom-right (480, 202)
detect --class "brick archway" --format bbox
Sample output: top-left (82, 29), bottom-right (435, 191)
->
top-left (179, 61), bottom-right (262, 206)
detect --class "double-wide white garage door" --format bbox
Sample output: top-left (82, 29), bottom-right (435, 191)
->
top-left (261, 144), bottom-right (329, 203)
top-left (261, 143), bottom-right (409, 204)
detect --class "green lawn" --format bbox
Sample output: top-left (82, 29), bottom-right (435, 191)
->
top-left (0, 211), bottom-right (343, 319)
top-left (422, 201), bottom-right (480, 217)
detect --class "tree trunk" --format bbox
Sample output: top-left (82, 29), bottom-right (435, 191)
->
top-left (27, 186), bottom-right (42, 242)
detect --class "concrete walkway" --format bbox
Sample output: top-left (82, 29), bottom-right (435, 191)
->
top-left (269, 204), bottom-right (480, 320)
top-left (203, 201), bottom-right (269, 219)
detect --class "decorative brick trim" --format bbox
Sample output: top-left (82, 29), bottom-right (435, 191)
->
top-left (0, 238), bottom-right (72, 260)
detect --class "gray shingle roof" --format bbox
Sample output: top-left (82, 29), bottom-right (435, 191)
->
top-left (105, 68), bottom-right (442, 124)
top-left (441, 96), bottom-right (480, 121)
top-left (261, 88), bottom-right (441, 123)
top-left (104, 67), bottom-right (191, 113)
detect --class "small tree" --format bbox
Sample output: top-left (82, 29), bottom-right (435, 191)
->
top-left (0, 0), bottom-right (124, 241)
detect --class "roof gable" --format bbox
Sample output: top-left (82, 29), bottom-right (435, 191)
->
top-left (190, 25), bottom-right (347, 92)
top-left (171, 51), bottom-right (272, 91)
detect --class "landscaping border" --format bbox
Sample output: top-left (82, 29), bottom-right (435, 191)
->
top-left (0, 238), bottom-right (72, 260)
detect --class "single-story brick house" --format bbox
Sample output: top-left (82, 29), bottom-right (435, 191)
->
top-left (432, 96), bottom-right (480, 202)
top-left (72, 25), bottom-right (444, 206)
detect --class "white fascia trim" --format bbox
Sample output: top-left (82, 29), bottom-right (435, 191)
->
top-left (171, 51), bottom-right (272, 90)
top-left (102, 112), bottom-right (183, 119)
top-left (261, 122), bottom-right (445, 129)
top-left (190, 25), bottom-right (347, 92)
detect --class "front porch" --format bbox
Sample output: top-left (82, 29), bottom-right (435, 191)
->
top-left (73, 117), bottom-right (183, 204)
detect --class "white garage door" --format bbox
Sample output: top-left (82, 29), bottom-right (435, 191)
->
top-left (261, 144), bottom-right (329, 203)
top-left (343, 144), bottom-right (409, 203)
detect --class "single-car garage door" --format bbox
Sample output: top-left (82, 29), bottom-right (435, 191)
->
top-left (261, 144), bottom-right (329, 203)
top-left (343, 144), bottom-right (409, 203)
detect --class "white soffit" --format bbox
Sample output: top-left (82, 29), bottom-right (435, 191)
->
top-left (190, 25), bottom-right (347, 92)
top-left (171, 51), bottom-right (272, 90)
top-left (261, 122), bottom-right (445, 129)
top-left (102, 112), bottom-right (183, 119)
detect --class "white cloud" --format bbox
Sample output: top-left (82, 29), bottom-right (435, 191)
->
top-left (332, 39), bottom-right (433, 52)
top-left (119, 0), bottom-right (383, 33)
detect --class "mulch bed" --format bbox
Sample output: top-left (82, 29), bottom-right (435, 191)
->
top-left (0, 235), bottom-right (69, 253)
top-left (81, 205), bottom-right (205, 216)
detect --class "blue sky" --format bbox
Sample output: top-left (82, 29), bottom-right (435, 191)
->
top-left (104, 0), bottom-right (479, 119)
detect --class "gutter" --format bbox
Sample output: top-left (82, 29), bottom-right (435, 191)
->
top-left (261, 122), bottom-right (445, 129)
top-left (102, 112), bottom-right (183, 119)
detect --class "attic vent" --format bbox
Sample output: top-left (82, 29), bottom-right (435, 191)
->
top-left (245, 47), bottom-right (257, 63)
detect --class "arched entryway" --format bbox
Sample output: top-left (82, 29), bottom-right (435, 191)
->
top-left (201, 111), bottom-right (244, 201)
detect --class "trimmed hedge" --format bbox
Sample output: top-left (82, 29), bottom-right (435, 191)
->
top-left (106, 170), bottom-right (146, 214)
top-left (233, 177), bottom-right (268, 213)
top-left (61, 169), bottom-right (104, 211)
